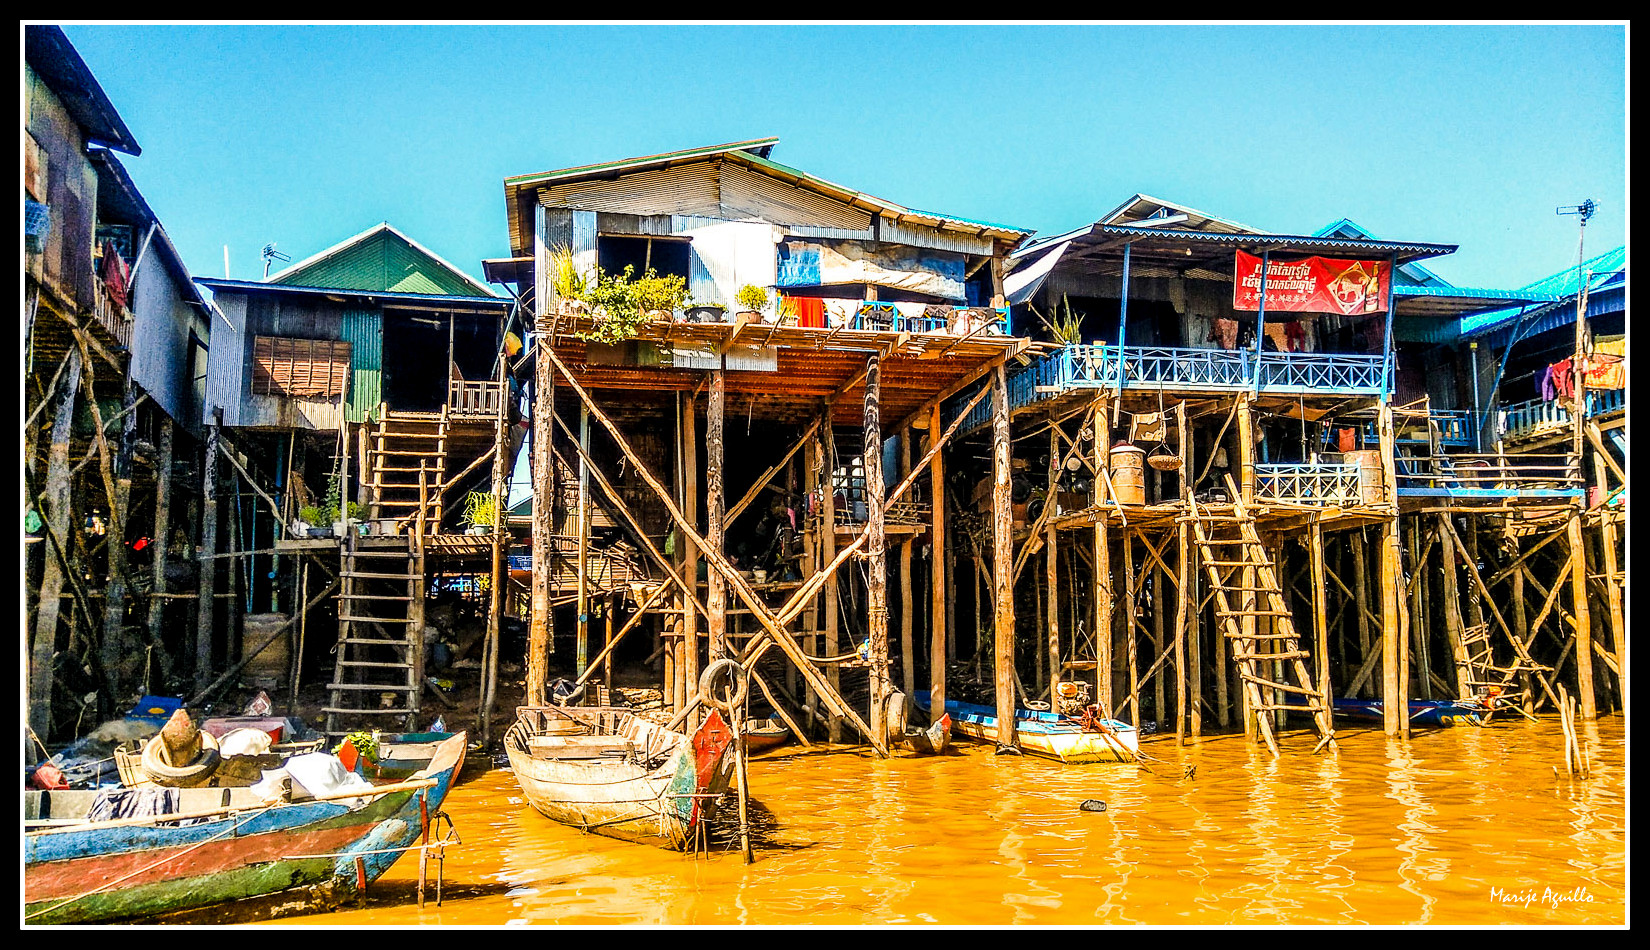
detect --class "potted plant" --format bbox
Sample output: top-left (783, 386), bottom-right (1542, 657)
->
top-left (632, 269), bottom-right (691, 322)
top-left (462, 490), bottom-right (497, 536)
top-left (297, 505), bottom-right (332, 538)
top-left (548, 243), bottom-right (589, 312)
top-left (735, 284), bottom-right (768, 321)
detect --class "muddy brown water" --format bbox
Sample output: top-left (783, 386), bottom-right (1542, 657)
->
top-left (243, 716), bottom-right (1623, 926)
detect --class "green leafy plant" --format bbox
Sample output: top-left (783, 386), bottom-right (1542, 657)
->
top-left (332, 730), bottom-right (380, 763)
top-left (1030, 294), bottom-right (1085, 345)
top-left (579, 265), bottom-right (689, 344)
top-left (298, 505), bottom-right (327, 526)
top-left (735, 284), bottom-right (769, 313)
top-left (462, 490), bottom-right (498, 529)
top-left (547, 243), bottom-right (588, 302)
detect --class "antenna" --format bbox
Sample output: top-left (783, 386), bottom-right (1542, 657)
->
top-left (261, 242), bottom-right (292, 278)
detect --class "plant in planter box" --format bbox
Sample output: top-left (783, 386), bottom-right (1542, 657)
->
top-left (462, 490), bottom-right (498, 535)
top-left (547, 243), bottom-right (589, 307)
top-left (735, 284), bottom-right (768, 317)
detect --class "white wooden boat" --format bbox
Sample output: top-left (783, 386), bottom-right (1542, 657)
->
top-left (919, 695), bottom-right (1139, 764)
top-left (504, 706), bottom-right (738, 850)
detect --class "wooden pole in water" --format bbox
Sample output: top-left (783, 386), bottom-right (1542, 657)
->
top-left (682, 396), bottom-right (700, 728)
top-left (1438, 513), bottom-right (1471, 699)
top-left (1377, 401), bottom-right (1407, 738)
top-left (900, 430), bottom-right (915, 701)
top-left (865, 352), bottom-right (889, 744)
top-left (484, 355), bottom-right (509, 743)
top-left (576, 405), bottom-right (592, 676)
top-left (1310, 518), bottom-right (1332, 736)
top-left (1179, 400), bottom-right (1200, 739)
top-left (991, 363), bottom-right (1018, 750)
top-left (1408, 520), bottom-right (1428, 701)
top-left (1351, 529), bottom-right (1373, 699)
top-left (822, 410), bottom-right (841, 742)
top-left (707, 366), bottom-right (727, 663)
top-left (1123, 530), bottom-right (1140, 727)
top-left (1093, 395), bottom-right (1113, 713)
top-left (527, 334), bottom-right (554, 706)
top-left (930, 403), bottom-right (948, 714)
top-left (1566, 512), bottom-right (1596, 719)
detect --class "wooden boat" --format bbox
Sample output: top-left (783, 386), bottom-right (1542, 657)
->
top-left (24, 733), bottom-right (466, 924)
top-left (898, 713), bottom-right (952, 755)
top-left (505, 705), bottom-right (737, 850)
top-left (917, 694), bottom-right (1139, 764)
top-left (1332, 698), bottom-right (1489, 728)
top-left (742, 718), bottom-right (792, 754)
top-left (339, 731), bottom-right (469, 782)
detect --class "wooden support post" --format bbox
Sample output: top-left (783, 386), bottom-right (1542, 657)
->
top-left (527, 334), bottom-right (554, 706)
top-left (195, 408), bottom-right (223, 691)
top-left (929, 404), bottom-right (948, 714)
top-left (1123, 530), bottom-right (1140, 727)
top-left (30, 347), bottom-right (83, 738)
top-left (1595, 481), bottom-right (1624, 706)
top-left (900, 430), bottom-right (915, 702)
top-left (576, 405), bottom-right (591, 677)
top-left (821, 410), bottom-right (841, 742)
top-left (682, 396), bottom-right (700, 727)
top-left (1566, 513), bottom-right (1596, 720)
top-left (1408, 519), bottom-right (1429, 701)
top-left (991, 362), bottom-right (1017, 750)
top-left (1376, 402), bottom-right (1407, 738)
top-left (1093, 395), bottom-right (1113, 712)
top-left (865, 353), bottom-right (890, 743)
top-left (1175, 520), bottom-right (1189, 743)
top-left (707, 366), bottom-right (727, 662)
top-left (483, 356), bottom-right (509, 744)
top-left (1437, 513), bottom-right (1470, 699)
top-left (145, 418), bottom-right (175, 685)
top-left (1045, 420), bottom-right (1061, 704)
top-left (1351, 529), bottom-right (1373, 700)
top-left (1309, 518), bottom-right (1332, 737)
top-left (1152, 549), bottom-right (1166, 729)
top-left (1236, 391), bottom-right (1255, 507)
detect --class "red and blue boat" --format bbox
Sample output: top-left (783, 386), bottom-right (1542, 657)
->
top-left (1331, 697), bottom-right (1490, 727)
top-left (24, 733), bottom-right (465, 924)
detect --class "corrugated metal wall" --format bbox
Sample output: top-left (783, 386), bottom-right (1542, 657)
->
top-left (340, 307), bottom-right (382, 423)
top-left (538, 161), bottom-right (722, 218)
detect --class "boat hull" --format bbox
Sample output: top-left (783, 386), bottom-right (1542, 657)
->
top-left (1332, 698), bottom-right (1488, 727)
top-left (24, 734), bottom-right (466, 924)
top-left (506, 707), bottom-right (736, 850)
top-left (917, 694), bottom-right (1139, 764)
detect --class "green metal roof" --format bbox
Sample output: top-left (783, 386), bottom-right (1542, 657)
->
top-left (267, 223), bottom-right (498, 298)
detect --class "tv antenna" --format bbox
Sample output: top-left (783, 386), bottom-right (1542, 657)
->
top-left (261, 242), bottom-right (291, 278)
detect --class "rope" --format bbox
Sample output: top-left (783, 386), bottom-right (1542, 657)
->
top-left (26, 804), bottom-right (275, 920)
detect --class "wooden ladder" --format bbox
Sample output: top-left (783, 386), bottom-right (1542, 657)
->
top-left (368, 407), bottom-right (450, 531)
top-left (324, 528), bottom-right (427, 740)
top-left (1184, 477), bottom-right (1332, 755)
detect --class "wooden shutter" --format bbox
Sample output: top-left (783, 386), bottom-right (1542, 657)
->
top-left (252, 336), bottom-right (351, 397)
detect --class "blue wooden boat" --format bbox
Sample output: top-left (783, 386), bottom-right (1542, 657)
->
top-left (915, 693), bottom-right (1138, 763)
top-left (24, 734), bottom-right (465, 924)
top-left (1331, 698), bottom-right (1488, 727)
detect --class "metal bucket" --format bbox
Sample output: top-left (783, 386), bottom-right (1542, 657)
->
top-left (1345, 450), bottom-right (1385, 505)
top-left (1109, 443), bottom-right (1146, 506)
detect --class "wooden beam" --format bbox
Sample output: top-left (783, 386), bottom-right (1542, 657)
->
top-left (29, 347), bottom-right (82, 738)
top-left (726, 414), bottom-right (822, 528)
top-left (195, 409), bottom-right (223, 691)
top-left (707, 367), bottom-right (727, 661)
top-left (527, 334), bottom-right (554, 706)
top-left (929, 403), bottom-right (947, 715)
top-left (1565, 513), bottom-right (1596, 719)
top-left (865, 353), bottom-right (890, 744)
top-left (991, 361), bottom-right (1017, 750)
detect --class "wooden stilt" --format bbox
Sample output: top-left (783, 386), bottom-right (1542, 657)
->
top-left (1123, 530), bottom-right (1140, 727)
top-left (527, 335), bottom-right (554, 706)
top-left (30, 347), bottom-right (83, 737)
top-left (682, 395), bottom-right (700, 728)
top-left (929, 404), bottom-right (948, 714)
top-left (1437, 513), bottom-right (1470, 699)
top-left (1566, 513), bottom-right (1596, 720)
top-left (482, 354), bottom-right (509, 744)
top-left (1309, 518), bottom-right (1332, 739)
top-left (991, 362), bottom-right (1017, 750)
top-left (576, 405), bottom-right (591, 676)
top-left (707, 366), bottom-right (726, 662)
top-left (145, 418), bottom-right (174, 684)
top-left (1376, 402), bottom-right (1407, 738)
top-left (821, 410), bottom-right (841, 742)
top-left (195, 408), bottom-right (223, 691)
top-left (865, 353), bottom-right (890, 743)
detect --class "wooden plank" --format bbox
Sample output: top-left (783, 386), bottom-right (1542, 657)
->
top-left (991, 362), bottom-right (1017, 750)
top-left (929, 403), bottom-right (947, 715)
top-left (29, 347), bottom-right (82, 737)
top-left (865, 353), bottom-right (889, 743)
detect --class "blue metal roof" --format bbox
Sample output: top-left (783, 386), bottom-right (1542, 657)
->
top-left (1457, 245), bottom-right (1627, 342)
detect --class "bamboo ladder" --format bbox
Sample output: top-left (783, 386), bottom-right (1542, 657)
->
top-left (1182, 475), bottom-right (1332, 755)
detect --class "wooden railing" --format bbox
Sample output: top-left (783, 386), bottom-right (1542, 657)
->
top-left (448, 378), bottom-right (504, 416)
top-left (1394, 452), bottom-right (1582, 497)
top-left (1254, 462), bottom-right (1363, 506)
top-left (91, 275), bottom-right (133, 350)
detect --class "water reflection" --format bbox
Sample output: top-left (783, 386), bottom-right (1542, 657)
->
top-left (257, 718), bottom-right (1624, 926)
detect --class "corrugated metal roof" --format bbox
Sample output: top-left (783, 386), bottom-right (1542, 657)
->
top-left (1313, 218), bottom-right (1451, 287)
top-left (1090, 223), bottom-right (1456, 260)
top-left (25, 26), bottom-right (140, 156)
top-left (267, 224), bottom-right (499, 298)
top-left (504, 137), bottom-right (779, 189)
top-left (1100, 193), bottom-right (1263, 234)
top-left (1457, 245), bottom-right (1627, 340)
top-left (195, 276), bottom-right (511, 310)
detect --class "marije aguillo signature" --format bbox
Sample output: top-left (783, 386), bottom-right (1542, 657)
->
top-left (1489, 885), bottom-right (1597, 911)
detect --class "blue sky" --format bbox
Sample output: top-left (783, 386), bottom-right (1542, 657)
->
top-left (59, 23), bottom-right (1625, 292)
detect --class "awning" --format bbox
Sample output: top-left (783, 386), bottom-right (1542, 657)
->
top-left (1005, 241), bottom-right (1072, 305)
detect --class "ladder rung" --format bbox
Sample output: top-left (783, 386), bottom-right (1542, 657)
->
top-left (328, 683), bottom-right (416, 691)
top-left (336, 660), bottom-right (414, 669)
top-left (1224, 632), bottom-right (1304, 640)
top-left (321, 707), bottom-right (414, 716)
top-left (341, 571), bottom-right (421, 579)
top-left (339, 615), bottom-right (418, 624)
top-left (339, 593), bottom-right (415, 601)
top-left (345, 550), bottom-right (413, 558)
top-left (1203, 559), bottom-right (1271, 567)
top-left (1245, 650), bottom-right (1312, 660)
top-left (1220, 609), bottom-right (1293, 617)
top-left (335, 637), bottom-right (414, 646)
top-left (1250, 704), bottom-right (1326, 712)
top-left (375, 449), bottom-right (447, 457)
top-left (1239, 676), bottom-right (1320, 696)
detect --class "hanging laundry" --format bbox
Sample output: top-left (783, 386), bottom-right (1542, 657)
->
top-left (1585, 354), bottom-right (1625, 389)
top-left (1337, 427), bottom-right (1357, 452)
top-left (100, 240), bottom-right (130, 310)
top-left (1213, 318), bottom-right (1239, 349)
top-left (1264, 323), bottom-right (1290, 353)
top-left (1539, 365), bottom-right (1558, 401)
top-left (1549, 358), bottom-right (1575, 401)
top-left (1594, 335), bottom-right (1625, 359)
top-left (792, 296), bottom-right (826, 328)
top-left (1284, 320), bottom-right (1308, 352)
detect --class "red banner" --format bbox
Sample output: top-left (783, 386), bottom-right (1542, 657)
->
top-left (1232, 251), bottom-right (1391, 315)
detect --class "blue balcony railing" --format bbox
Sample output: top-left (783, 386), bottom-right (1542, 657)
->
top-left (1254, 462), bottom-right (1363, 506)
top-left (1360, 409), bottom-right (1476, 448)
top-left (1499, 389), bottom-right (1623, 443)
top-left (1254, 352), bottom-right (1386, 394)
top-left (849, 301), bottom-right (1008, 335)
